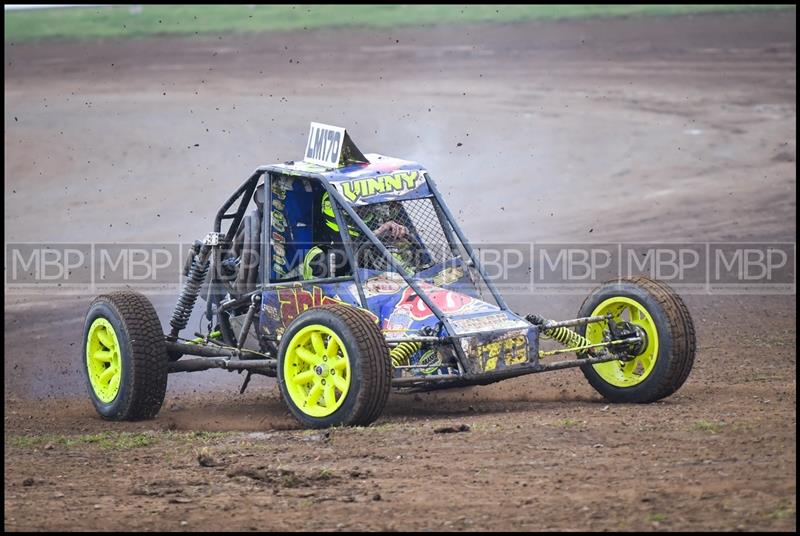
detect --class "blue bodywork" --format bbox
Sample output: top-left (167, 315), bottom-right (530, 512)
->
top-left (257, 153), bottom-right (539, 380)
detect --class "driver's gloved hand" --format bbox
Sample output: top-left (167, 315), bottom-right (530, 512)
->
top-left (374, 221), bottom-right (409, 240)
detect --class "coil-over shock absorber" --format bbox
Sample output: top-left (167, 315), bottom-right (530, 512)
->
top-left (527, 314), bottom-right (593, 352)
top-left (388, 325), bottom-right (439, 367)
top-left (389, 342), bottom-right (421, 368)
top-left (169, 241), bottom-right (212, 339)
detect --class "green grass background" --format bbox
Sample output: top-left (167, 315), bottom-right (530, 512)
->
top-left (4, 4), bottom-right (795, 42)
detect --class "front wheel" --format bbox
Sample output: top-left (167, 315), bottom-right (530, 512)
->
top-left (277, 304), bottom-right (391, 428)
top-left (576, 276), bottom-right (696, 403)
top-left (82, 290), bottom-right (168, 420)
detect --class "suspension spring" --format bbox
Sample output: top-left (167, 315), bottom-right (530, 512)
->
top-left (544, 325), bottom-right (592, 348)
top-left (170, 245), bottom-right (211, 337)
top-left (389, 342), bottom-right (421, 367)
top-left (527, 314), bottom-right (592, 350)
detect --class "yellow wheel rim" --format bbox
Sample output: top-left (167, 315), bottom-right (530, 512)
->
top-left (586, 297), bottom-right (659, 388)
top-left (283, 325), bottom-right (351, 418)
top-left (86, 318), bottom-right (122, 403)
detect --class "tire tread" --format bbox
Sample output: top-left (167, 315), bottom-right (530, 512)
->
top-left (87, 290), bottom-right (167, 420)
top-left (279, 304), bottom-right (391, 427)
top-left (577, 276), bottom-right (695, 403)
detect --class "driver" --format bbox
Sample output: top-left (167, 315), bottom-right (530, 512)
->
top-left (302, 192), bottom-right (412, 279)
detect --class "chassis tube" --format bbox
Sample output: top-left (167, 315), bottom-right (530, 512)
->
top-left (236, 295), bottom-right (261, 349)
top-left (385, 336), bottom-right (442, 344)
top-left (424, 174), bottom-right (510, 311)
top-left (391, 374), bottom-right (462, 385)
top-left (329, 191), bottom-right (368, 308)
top-left (428, 183), bottom-right (463, 260)
top-left (165, 340), bottom-right (267, 359)
top-left (535, 352), bottom-right (620, 371)
top-left (389, 352), bottom-right (622, 390)
top-left (216, 289), bottom-right (262, 346)
top-left (166, 341), bottom-right (237, 358)
top-left (536, 315), bottom-right (610, 329)
top-left (214, 167), bottom-right (267, 238)
top-left (321, 180), bottom-right (448, 322)
top-left (168, 357), bottom-right (276, 373)
top-left (168, 357), bottom-right (228, 372)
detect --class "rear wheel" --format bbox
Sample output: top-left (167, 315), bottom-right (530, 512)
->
top-left (82, 291), bottom-right (168, 420)
top-left (576, 276), bottom-right (695, 403)
top-left (277, 304), bottom-right (391, 428)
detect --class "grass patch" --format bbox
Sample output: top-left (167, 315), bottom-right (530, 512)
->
top-left (7, 431), bottom-right (157, 450)
top-left (344, 421), bottom-right (417, 433)
top-left (691, 420), bottom-right (724, 434)
top-left (556, 418), bottom-right (581, 428)
top-left (186, 430), bottom-right (226, 442)
top-left (6, 430), bottom-right (226, 450)
top-left (646, 513), bottom-right (667, 523)
top-left (769, 503), bottom-right (795, 520)
top-left (5, 4), bottom-right (794, 43)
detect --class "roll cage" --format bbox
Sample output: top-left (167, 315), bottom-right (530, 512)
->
top-left (216, 165), bottom-right (508, 303)
top-left (203, 163), bottom-right (513, 367)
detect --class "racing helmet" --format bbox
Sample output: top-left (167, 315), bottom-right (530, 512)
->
top-left (321, 192), bottom-right (362, 237)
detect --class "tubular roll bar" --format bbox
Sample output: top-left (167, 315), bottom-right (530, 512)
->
top-left (424, 174), bottom-right (510, 311)
top-left (316, 177), bottom-right (449, 325)
top-left (208, 165), bottom-right (514, 353)
top-left (213, 167), bottom-right (267, 240)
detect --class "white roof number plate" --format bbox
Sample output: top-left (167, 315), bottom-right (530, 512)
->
top-left (304, 122), bottom-right (345, 168)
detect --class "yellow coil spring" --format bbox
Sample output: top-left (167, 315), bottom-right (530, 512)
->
top-left (542, 325), bottom-right (592, 349)
top-left (390, 342), bottom-right (422, 367)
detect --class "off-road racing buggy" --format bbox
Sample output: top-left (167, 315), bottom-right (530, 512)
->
top-left (82, 123), bottom-right (695, 428)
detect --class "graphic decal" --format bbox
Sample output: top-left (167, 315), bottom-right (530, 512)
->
top-left (395, 285), bottom-right (474, 320)
top-left (270, 177), bottom-right (292, 278)
top-left (277, 286), bottom-right (344, 325)
top-left (364, 274), bottom-right (404, 296)
top-left (338, 171), bottom-right (420, 203)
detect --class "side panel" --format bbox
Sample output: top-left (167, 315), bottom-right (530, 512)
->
top-left (259, 281), bottom-right (362, 339)
top-left (458, 326), bottom-right (540, 375)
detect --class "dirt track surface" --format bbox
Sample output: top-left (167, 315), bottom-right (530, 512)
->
top-left (4, 11), bottom-right (797, 531)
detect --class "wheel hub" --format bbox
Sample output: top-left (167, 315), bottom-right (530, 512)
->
top-left (587, 297), bottom-right (659, 387)
top-left (86, 317), bottom-right (122, 403)
top-left (282, 325), bottom-right (351, 418)
top-left (628, 324), bottom-right (648, 356)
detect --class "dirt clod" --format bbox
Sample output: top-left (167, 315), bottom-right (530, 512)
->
top-left (196, 451), bottom-right (216, 468)
top-left (434, 424), bottom-right (471, 434)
